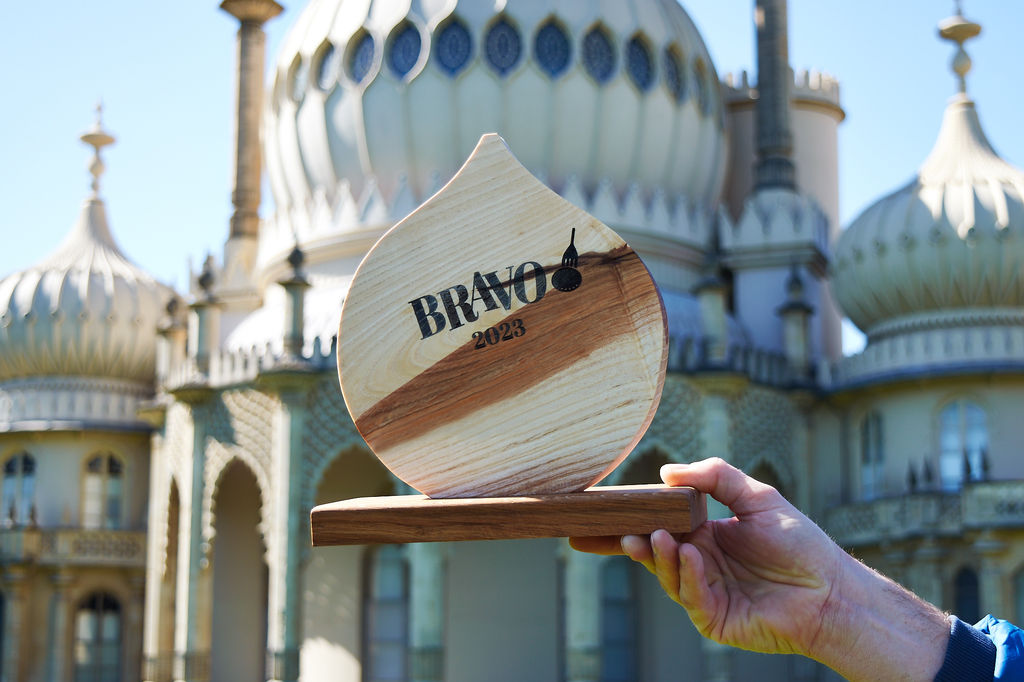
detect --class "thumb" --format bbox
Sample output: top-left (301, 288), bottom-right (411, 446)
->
top-left (661, 457), bottom-right (774, 516)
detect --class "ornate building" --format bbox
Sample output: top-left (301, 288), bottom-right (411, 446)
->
top-left (0, 0), bottom-right (1021, 681)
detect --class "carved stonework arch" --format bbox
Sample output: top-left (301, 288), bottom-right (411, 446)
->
top-left (164, 402), bottom-right (193, 485)
top-left (746, 455), bottom-right (795, 501)
top-left (301, 376), bottom-right (367, 513)
top-left (638, 374), bottom-right (703, 465)
top-left (202, 448), bottom-right (272, 563)
top-left (727, 385), bottom-right (798, 500)
top-left (154, 473), bottom-right (182, 580)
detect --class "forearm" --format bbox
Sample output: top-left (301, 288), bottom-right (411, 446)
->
top-left (811, 551), bottom-right (949, 681)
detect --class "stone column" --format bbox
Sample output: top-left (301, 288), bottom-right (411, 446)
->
top-left (47, 570), bottom-right (75, 682)
top-left (975, 533), bottom-right (1006, 618)
top-left (126, 574), bottom-right (146, 682)
top-left (408, 542), bottom-right (445, 682)
top-left (262, 371), bottom-right (316, 682)
top-left (2, 567), bottom-right (27, 682)
top-left (911, 538), bottom-right (945, 609)
top-left (701, 639), bottom-right (733, 682)
top-left (563, 550), bottom-right (601, 682)
top-left (170, 392), bottom-right (213, 682)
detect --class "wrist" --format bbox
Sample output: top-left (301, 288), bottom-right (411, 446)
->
top-left (810, 550), bottom-right (949, 681)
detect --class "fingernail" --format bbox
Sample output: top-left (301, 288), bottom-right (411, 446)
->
top-left (661, 463), bottom-right (689, 476)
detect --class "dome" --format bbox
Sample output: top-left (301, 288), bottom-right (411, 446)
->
top-left (0, 119), bottom-right (172, 385)
top-left (263, 0), bottom-right (727, 268)
top-left (832, 15), bottom-right (1024, 338)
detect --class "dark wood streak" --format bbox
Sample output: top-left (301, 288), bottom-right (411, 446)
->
top-left (352, 246), bottom-right (663, 454)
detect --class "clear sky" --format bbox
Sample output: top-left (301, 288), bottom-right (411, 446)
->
top-left (2, 1), bottom-right (1021, 353)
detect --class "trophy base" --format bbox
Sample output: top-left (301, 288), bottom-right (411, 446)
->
top-left (310, 484), bottom-right (706, 546)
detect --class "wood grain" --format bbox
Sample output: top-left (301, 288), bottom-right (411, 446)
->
top-left (337, 134), bottom-right (668, 498)
top-left (310, 485), bottom-right (706, 545)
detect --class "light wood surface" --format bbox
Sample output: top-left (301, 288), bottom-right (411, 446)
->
top-left (311, 485), bottom-right (705, 545)
top-left (338, 134), bottom-right (668, 498)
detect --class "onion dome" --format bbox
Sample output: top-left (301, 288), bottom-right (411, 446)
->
top-left (0, 109), bottom-right (172, 384)
top-left (832, 11), bottom-right (1024, 337)
top-left (263, 0), bottom-right (726, 268)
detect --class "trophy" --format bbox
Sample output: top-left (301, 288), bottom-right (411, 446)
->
top-left (310, 134), bottom-right (705, 545)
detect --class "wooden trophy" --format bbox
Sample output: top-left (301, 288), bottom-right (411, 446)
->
top-left (310, 134), bottom-right (706, 545)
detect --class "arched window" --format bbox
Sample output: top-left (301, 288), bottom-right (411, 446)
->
top-left (954, 567), bottom-right (980, 625)
top-left (860, 411), bottom-right (884, 500)
top-left (363, 545), bottom-right (408, 682)
top-left (600, 557), bottom-right (638, 681)
top-left (74, 592), bottom-right (122, 682)
top-left (82, 454), bottom-right (124, 530)
top-left (2, 453), bottom-right (34, 524)
top-left (940, 400), bottom-right (988, 490)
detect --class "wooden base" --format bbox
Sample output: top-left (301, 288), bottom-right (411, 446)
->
top-left (310, 484), bottom-right (706, 546)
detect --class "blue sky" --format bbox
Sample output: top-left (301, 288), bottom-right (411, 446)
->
top-left (2, 1), bottom-right (1022, 353)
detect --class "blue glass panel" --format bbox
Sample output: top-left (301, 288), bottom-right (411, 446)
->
top-left (389, 23), bottom-right (421, 78)
top-left (694, 61), bottom-right (710, 115)
top-left (534, 21), bottom-right (570, 78)
top-left (582, 27), bottom-right (615, 84)
top-left (485, 18), bottom-right (521, 76)
top-left (626, 37), bottom-right (653, 91)
top-left (316, 43), bottom-right (340, 90)
top-left (663, 47), bottom-right (685, 102)
top-left (349, 33), bottom-right (375, 84)
top-left (436, 19), bottom-right (472, 76)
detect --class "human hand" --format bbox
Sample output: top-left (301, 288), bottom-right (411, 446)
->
top-left (572, 457), bottom-right (842, 657)
top-left (570, 458), bottom-right (949, 680)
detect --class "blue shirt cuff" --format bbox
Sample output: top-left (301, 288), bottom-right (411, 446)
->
top-left (934, 616), bottom-right (996, 682)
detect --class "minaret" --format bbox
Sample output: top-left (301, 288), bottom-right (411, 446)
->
top-left (217, 0), bottom-right (283, 311)
top-left (753, 0), bottom-right (795, 190)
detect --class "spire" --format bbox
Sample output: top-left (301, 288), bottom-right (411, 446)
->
top-left (754, 0), bottom-right (796, 191)
top-left (937, 2), bottom-right (981, 96)
top-left (80, 102), bottom-right (115, 197)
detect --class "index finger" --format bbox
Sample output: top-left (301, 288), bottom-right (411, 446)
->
top-left (568, 535), bottom-right (624, 555)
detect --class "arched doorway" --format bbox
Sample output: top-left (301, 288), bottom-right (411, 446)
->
top-left (209, 461), bottom-right (268, 682)
top-left (302, 447), bottom-right (397, 681)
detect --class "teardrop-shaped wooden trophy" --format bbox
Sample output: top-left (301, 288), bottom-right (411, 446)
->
top-left (310, 134), bottom-right (706, 545)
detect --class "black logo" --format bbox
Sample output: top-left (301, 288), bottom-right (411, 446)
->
top-left (551, 228), bottom-right (582, 292)
top-left (408, 228), bottom-right (584, 340)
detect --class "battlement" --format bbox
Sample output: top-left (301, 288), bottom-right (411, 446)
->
top-left (722, 68), bottom-right (842, 109)
top-left (162, 335), bottom-right (337, 392)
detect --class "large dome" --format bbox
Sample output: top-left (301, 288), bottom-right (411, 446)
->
top-left (263, 0), bottom-right (726, 268)
top-left (832, 16), bottom-right (1024, 338)
top-left (0, 124), bottom-right (171, 385)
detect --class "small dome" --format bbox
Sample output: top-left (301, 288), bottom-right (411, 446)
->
top-left (832, 15), bottom-right (1024, 337)
top-left (263, 0), bottom-right (726, 268)
top-left (0, 121), bottom-right (172, 384)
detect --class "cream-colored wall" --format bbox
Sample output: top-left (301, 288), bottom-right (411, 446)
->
top-left (841, 375), bottom-right (1024, 500)
top-left (0, 431), bottom-right (149, 528)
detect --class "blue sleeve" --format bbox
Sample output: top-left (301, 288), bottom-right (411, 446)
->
top-left (934, 616), bottom-right (996, 681)
top-left (975, 615), bottom-right (1024, 679)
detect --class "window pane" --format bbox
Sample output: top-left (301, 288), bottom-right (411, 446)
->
top-left (87, 457), bottom-right (103, 474)
top-left (83, 474), bottom-right (103, 529)
top-left (106, 477), bottom-right (123, 529)
top-left (107, 457), bottom-right (122, 476)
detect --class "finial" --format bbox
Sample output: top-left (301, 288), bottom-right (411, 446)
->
top-left (287, 244), bottom-right (306, 274)
top-left (198, 255), bottom-right (216, 296)
top-left (80, 102), bottom-right (115, 196)
top-left (938, 4), bottom-right (981, 95)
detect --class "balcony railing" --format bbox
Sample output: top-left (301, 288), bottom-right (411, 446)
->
top-left (0, 527), bottom-right (146, 567)
top-left (825, 480), bottom-right (1024, 548)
